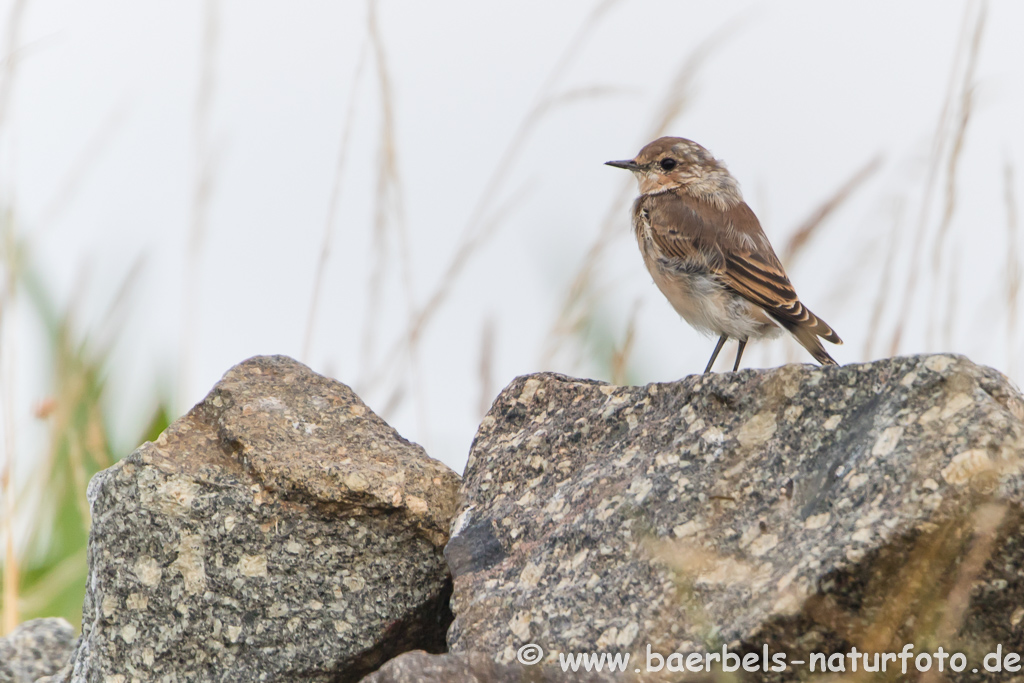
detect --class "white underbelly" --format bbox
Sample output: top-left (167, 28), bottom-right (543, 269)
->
top-left (646, 255), bottom-right (781, 342)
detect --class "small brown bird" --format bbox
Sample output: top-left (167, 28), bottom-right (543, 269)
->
top-left (606, 137), bottom-right (841, 373)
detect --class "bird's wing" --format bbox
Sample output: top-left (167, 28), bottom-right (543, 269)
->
top-left (640, 193), bottom-right (726, 273)
top-left (647, 192), bottom-right (842, 345)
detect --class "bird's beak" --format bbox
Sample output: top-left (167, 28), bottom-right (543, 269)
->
top-left (605, 159), bottom-right (640, 171)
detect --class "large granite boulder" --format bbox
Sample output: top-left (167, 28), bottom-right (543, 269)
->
top-left (0, 618), bottom-right (76, 683)
top-left (445, 355), bottom-right (1024, 680)
top-left (65, 355), bottom-right (460, 682)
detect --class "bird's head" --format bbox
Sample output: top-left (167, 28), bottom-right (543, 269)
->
top-left (606, 137), bottom-right (740, 207)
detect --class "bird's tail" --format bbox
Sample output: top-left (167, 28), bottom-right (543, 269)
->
top-left (774, 304), bottom-right (842, 366)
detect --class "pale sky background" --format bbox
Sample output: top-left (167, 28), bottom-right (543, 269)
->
top-left (1, 0), bottom-right (1022, 474)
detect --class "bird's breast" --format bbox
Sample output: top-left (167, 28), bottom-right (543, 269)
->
top-left (631, 210), bottom-right (778, 341)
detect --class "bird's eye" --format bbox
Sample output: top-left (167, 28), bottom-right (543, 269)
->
top-left (660, 158), bottom-right (677, 171)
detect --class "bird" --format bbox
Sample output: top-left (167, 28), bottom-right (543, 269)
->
top-left (606, 136), bottom-right (842, 373)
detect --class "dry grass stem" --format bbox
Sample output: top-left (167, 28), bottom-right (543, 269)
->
top-left (1, 472), bottom-right (15, 634)
top-left (0, 0), bottom-right (29, 636)
top-left (540, 19), bottom-right (739, 368)
top-left (477, 317), bottom-right (496, 419)
top-left (889, 0), bottom-right (985, 357)
top-left (644, 539), bottom-right (719, 648)
top-left (914, 503), bottom-right (1008, 683)
top-left (360, 0), bottom-right (623, 410)
top-left (933, 503), bottom-right (1007, 647)
top-left (360, 184), bottom-right (531, 400)
top-left (65, 425), bottom-right (90, 526)
top-left (864, 201), bottom-right (906, 360)
top-left (930, 2), bottom-right (985, 348)
top-left (180, 0), bottom-right (221, 407)
top-left (539, 181), bottom-right (633, 369)
top-left (0, 0), bottom-right (27, 130)
top-left (1, 250), bottom-right (18, 634)
top-left (814, 529), bottom-right (956, 682)
top-left (942, 240), bottom-right (960, 350)
top-left (1004, 161), bottom-right (1020, 377)
top-left (1, 304), bottom-right (17, 634)
top-left (532, 84), bottom-right (634, 117)
top-left (360, 0), bottom-right (410, 383)
top-left (302, 42), bottom-right (369, 362)
top-left (610, 299), bottom-right (641, 385)
top-left (796, 500), bottom-right (1012, 683)
top-left (17, 548), bottom-right (87, 617)
top-left (377, 382), bottom-right (406, 422)
top-left (38, 103), bottom-right (129, 234)
top-left (93, 257), bottom-right (145, 364)
top-left (781, 156), bottom-right (882, 266)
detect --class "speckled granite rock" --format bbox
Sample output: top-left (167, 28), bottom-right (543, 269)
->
top-left (446, 355), bottom-right (1024, 679)
top-left (0, 618), bottom-right (76, 683)
top-left (65, 355), bottom-right (460, 683)
top-left (359, 650), bottom-right (627, 682)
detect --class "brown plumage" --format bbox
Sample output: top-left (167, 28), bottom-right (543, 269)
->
top-left (607, 136), bottom-right (842, 372)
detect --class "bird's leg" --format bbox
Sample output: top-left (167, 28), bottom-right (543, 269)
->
top-left (732, 339), bottom-right (747, 372)
top-left (704, 335), bottom-right (728, 374)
